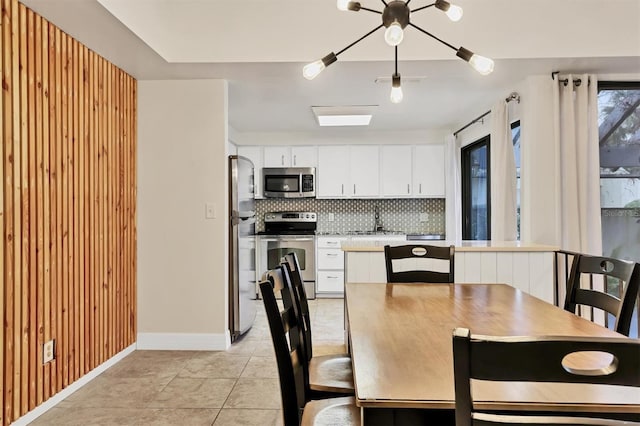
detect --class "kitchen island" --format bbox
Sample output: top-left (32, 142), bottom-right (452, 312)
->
top-left (342, 240), bottom-right (559, 303)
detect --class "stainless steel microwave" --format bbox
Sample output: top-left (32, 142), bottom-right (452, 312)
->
top-left (263, 167), bottom-right (316, 198)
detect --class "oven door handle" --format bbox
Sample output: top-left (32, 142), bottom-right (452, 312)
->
top-left (278, 237), bottom-right (315, 243)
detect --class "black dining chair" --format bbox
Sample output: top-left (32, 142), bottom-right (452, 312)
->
top-left (384, 244), bottom-right (455, 283)
top-left (259, 280), bottom-right (359, 426)
top-left (564, 254), bottom-right (640, 336)
top-left (452, 327), bottom-right (640, 426)
top-left (265, 264), bottom-right (354, 398)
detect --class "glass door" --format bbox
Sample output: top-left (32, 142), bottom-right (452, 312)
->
top-left (462, 137), bottom-right (491, 240)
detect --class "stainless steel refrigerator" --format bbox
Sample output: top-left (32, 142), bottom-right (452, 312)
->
top-left (228, 155), bottom-right (257, 342)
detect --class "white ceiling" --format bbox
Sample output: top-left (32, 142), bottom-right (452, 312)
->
top-left (22, 0), bottom-right (640, 137)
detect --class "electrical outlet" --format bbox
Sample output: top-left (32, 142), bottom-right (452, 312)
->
top-left (419, 213), bottom-right (429, 222)
top-left (328, 213), bottom-right (335, 222)
top-left (43, 340), bottom-right (55, 364)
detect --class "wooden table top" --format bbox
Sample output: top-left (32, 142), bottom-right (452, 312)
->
top-left (345, 282), bottom-right (640, 413)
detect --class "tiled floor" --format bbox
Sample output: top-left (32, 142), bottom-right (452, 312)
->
top-left (30, 298), bottom-right (346, 426)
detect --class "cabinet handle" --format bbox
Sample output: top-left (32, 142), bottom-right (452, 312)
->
top-left (353, 184), bottom-right (356, 194)
top-left (326, 253), bottom-right (338, 257)
top-left (293, 154), bottom-right (297, 165)
top-left (281, 155), bottom-right (285, 166)
top-left (419, 183), bottom-right (422, 194)
top-left (327, 276), bottom-right (339, 279)
top-left (327, 242), bottom-right (338, 245)
top-left (407, 184), bottom-right (410, 194)
top-left (341, 184), bottom-right (344, 195)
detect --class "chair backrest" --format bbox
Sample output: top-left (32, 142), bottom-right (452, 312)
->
top-left (384, 244), bottom-right (455, 283)
top-left (564, 254), bottom-right (640, 336)
top-left (265, 265), bottom-right (313, 390)
top-left (452, 327), bottom-right (640, 426)
top-left (259, 278), bottom-right (306, 426)
top-left (282, 252), bottom-right (314, 361)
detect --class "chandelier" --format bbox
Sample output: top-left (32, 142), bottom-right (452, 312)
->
top-left (303, 0), bottom-right (494, 103)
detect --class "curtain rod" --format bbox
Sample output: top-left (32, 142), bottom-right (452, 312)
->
top-left (551, 71), bottom-right (590, 86)
top-left (453, 92), bottom-right (520, 137)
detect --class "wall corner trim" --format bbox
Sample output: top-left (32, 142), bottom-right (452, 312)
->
top-left (11, 343), bottom-right (137, 425)
top-left (137, 332), bottom-right (230, 351)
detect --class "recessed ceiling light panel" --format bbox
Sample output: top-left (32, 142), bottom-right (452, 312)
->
top-left (311, 105), bottom-right (378, 127)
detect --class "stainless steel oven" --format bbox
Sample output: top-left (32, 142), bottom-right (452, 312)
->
top-left (257, 212), bottom-right (317, 299)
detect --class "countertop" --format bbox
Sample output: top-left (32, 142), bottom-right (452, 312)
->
top-left (341, 240), bottom-right (559, 252)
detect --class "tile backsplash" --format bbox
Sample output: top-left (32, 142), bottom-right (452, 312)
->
top-left (255, 198), bottom-right (445, 235)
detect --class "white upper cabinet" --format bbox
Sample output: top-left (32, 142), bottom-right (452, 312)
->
top-left (318, 145), bottom-right (379, 198)
top-left (381, 145), bottom-right (412, 197)
top-left (350, 146), bottom-right (379, 197)
top-left (317, 146), bottom-right (350, 197)
top-left (236, 146), bottom-right (264, 199)
top-left (291, 146), bottom-right (317, 168)
top-left (263, 146), bottom-right (318, 168)
top-left (413, 145), bottom-right (445, 197)
top-left (263, 146), bottom-right (291, 167)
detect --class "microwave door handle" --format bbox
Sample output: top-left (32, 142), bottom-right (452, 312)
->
top-left (299, 174), bottom-right (303, 195)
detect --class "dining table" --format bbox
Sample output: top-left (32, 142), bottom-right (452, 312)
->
top-left (344, 282), bottom-right (640, 426)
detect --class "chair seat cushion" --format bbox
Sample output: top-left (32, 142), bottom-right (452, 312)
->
top-left (309, 354), bottom-right (355, 393)
top-left (301, 396), bottom-right (361, 426)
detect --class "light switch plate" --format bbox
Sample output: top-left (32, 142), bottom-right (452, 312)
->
top-left (205, 203), bottom-right (216, 219)
top-left (419, 213), bottom-right (429, 222)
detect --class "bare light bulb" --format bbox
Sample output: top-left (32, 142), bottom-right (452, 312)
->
top-left (445, 4), bottom-right (463, 21)
top-left (303, 60), bottom-right (325, 80)
top-left (469, 54), bottom-right (494, 75)
top-left (390, 73), bottom-right (403, 103)
top-left (337, 0), bottom-right (349, 11)
top-left (384, 22), bottom-right (404, 46)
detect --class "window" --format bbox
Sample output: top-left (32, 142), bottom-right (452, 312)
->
top-left (462, 137), bottom-right (490, 240)
top-left (597, 81), bottom-right (639, 337)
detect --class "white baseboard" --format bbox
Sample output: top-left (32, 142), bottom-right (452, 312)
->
top-left (136, 332), bottom-right (231, 350)
top-left (12, 343), bottom-right (137, 426)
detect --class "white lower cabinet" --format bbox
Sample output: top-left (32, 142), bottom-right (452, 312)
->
top-left (317, 237), bottom-right (348, 296)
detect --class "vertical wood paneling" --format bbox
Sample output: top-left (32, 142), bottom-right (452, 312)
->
top-left (2, 1), bottom-right (137, 422)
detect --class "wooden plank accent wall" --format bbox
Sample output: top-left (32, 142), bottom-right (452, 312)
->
top-left (1, 1), bottom-right (137, 423)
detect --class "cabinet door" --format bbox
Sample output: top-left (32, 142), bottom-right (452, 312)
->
top-left (413, 144), bottom-right (445, 197)
top-left (291, 146), bottom-right (317, 168)
top-left (237, 146), bottom-right (263, 199)
top-left (381, 145), bottom-right (412, 197)
top-left (318, 146), bottom-right (349, 197)
top-left (350, 145), bottom-right (379, 197)
top-left (263, 146), bottom-right (291, 167)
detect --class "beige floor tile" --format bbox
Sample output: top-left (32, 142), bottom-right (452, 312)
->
top-left (147, 377), bottom-right (236, 409)
top-left (29, 407), bottom-right (142, 425)
top-left (212, 408), bottom-right (283, 426)
top-left (132, 408), bottom-right (220, 425)
top-left (240, 356), bottom-right (278, 379)
top-left (178, 352), bottom-right (250, 378)
top-left (63, 376), bottom-right (167, 408)
top-left (30, 299), bottom-right (345, 424)
top-left (224, 378), bottom-right (282, 409)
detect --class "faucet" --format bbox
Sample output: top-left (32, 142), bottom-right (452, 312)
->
top-left (374, 204), bottom-right (384, 232)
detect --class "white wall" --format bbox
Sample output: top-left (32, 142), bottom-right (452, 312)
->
top-left (137, 79), bottom-right (230, 350)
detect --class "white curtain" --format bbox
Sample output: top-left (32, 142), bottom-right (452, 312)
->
top-left (554, 74), bottom-right (602, 255)
top-left (490, 101), bottom-right (518, 241)
top-left (445, 134), bottom-right (462, 243)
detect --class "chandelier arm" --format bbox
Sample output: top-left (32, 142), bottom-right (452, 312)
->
top-left (410, 3), bottom-right (436, 13)
top-left (408, 22), bottom-right (457, 51)
top-left (358, 6), bottom-right (382, 14)
top-left (335, 24), bottom-right (385, 56)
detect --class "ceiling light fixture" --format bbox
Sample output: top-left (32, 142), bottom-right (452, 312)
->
top-left (312, 105), bottom-right (377, 127)
top-left (303, 0), bottom-right (495, 103)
